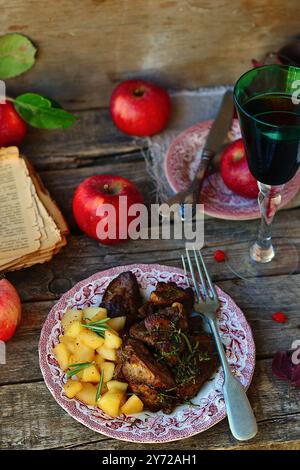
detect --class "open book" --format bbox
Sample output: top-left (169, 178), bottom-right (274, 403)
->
top-left (0, 147), bottom-right (69, 272)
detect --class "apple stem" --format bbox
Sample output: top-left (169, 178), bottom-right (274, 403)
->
top-left (103, 184), bottom-right (109, 192)
top-left (133, 87), bottom-right (144, 97)
top-left (3, 96), bottom-right (15, 104)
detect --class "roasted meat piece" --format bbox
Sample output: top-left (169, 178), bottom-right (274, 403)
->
top-left (121, 338), bottom-right (176, 412)
top-left (130, 303), bottom-right (189, 366)
top-left (149, 282), bottom-right (194, 312)
top-left (174, 334), bottom-right (219, 401)
top-left (101, 271), bottom-right (142, 325)
top-left (105, 272), bottom-right (219, 413)
top-left (138, 282), bottom-right (194, 318)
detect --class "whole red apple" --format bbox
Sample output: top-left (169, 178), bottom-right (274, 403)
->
top-left (220, 139), bottom-right (259, 199)
top-left (0, 101), bottom-right (27, 147)
top-left (110, 79), bottom-right (171, 137)
top-left (72, 175), bottom-right (144, 245)
top-left (0, 277), bottom-right (22, 342)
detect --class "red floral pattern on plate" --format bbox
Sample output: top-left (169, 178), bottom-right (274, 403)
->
top-left (165, 119), bottom-right (300, 220)
top-left (39, 264), bottom-right (255, 443)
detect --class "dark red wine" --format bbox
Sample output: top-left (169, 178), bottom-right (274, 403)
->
top-left (237, 93), bottom-right (300, 185)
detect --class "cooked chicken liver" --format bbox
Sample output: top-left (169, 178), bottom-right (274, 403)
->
top-left (101, 271), bottom-right (143, 325)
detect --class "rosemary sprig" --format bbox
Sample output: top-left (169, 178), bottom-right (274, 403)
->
top-left (95, 369), bottom-right (104, 402)
top-left (81, 317), bottom-right (110, 337)
top-left (66, 361), bottom-right (94, 379)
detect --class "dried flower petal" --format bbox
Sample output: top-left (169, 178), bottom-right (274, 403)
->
top-left (272, 351), bottom-right (300, 387)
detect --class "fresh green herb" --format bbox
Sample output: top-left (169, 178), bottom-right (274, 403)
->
top-left (157, 390), bottom-right (176, 402)
top-left (184, 399), bottom-right (201, 408)
top-left (198, 351), bottom-right (211, 362)
top-left (95, 369), bottom-right (104, 402)
top-left (174, 339), bottom-right (211, 386)
top-left (181, 331), bottom-right (193, 353)
top-left (81, 317), bottom-right (110, 337)
top-left (14, 93), bottom-right (78, 129)
top-left (0, 33), bottom-right (36, 79)
top-left (66, 361), bottom-right (94, 379)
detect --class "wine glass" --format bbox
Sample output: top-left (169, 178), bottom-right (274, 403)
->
top-left (232, 64), bottom-right (300, 277)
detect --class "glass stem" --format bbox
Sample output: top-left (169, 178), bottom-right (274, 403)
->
top-left (250, 182), bottom-right (284, 263)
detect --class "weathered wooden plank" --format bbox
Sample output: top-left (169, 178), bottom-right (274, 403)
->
top-left (68, 415), bottom-right (300, 450)
top-left (21, 109), bottom-right (144, 171)
top-left (1, 359), bottom-right (299, 449)
top-left (4, 0), bottom-right (300, 108)
top-left (2, 274), bottom-right (300, 386)
top-left (0, 301), bottom-right (55, 385)
top-left (7, 205), bottom-right (300, 303)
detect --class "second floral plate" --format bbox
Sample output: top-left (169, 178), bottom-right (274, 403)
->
top-left (164, 119), bottom-right (300, 220)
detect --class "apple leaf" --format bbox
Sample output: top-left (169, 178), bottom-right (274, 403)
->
top-left (0, 33), bottom-right (37, 79)
top-left (14, 93), bottom-right (78, 129)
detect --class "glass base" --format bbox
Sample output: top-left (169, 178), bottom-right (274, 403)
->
top-left (225, 237), bottom-right (299, 280)
top-left (250, 242), bottom-right (275, 263)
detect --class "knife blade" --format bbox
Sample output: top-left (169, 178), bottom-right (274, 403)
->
top-left (179, 90), bottom-right (234, 219)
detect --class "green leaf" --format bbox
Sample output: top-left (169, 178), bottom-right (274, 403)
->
top-left (0, 33), bottom-right (36, 79)
top-left (14, 93), bottom-right (78, 129)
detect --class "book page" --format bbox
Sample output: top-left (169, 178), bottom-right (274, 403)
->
top-left (0, 147), bottom-right (41, 263)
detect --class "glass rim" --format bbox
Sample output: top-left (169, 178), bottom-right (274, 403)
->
top-left (233, 64), bottom-right (300, 130)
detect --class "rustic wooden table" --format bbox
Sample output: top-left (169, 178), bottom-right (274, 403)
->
top-left (1, 106), bottom-right (300, 451)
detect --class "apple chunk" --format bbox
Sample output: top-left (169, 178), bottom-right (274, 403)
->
top-left (75, 383), bottom-right (97, 406)
top-left (61, 308), bottom-right (82, 330)
top-left (97, 391), bottom-right (125, 417)
top-left (83, 307), bottom-right (107, 322)
top-left (121, 394), bottom-right (144, 414)
top-left (64, 379), bottom-right (83, 398)
top-left (104, 330), bottom-right (122, 349)
top-left (53, 343), bottom-right (69, 371)
top-left (107, 316), bottom-right (126, 332)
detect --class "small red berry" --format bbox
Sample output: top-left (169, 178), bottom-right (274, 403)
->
top-left (214, 250), bottom-right (226, 263)
top-left (272, 312), bottom-right (287, 324)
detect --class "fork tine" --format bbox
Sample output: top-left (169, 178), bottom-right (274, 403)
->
top-left (185, 248), bottom-right (201, 301)
top-left (193, 246), bottom-right (208, 298)
top-left (197, 249), bottom-right (217, 298)
top-left (181, 254), bottom-right (191, 287)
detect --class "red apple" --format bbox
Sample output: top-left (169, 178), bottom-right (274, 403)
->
top-left (110, 79), bottom-right (171, 137)
top-left (220, 139), bottom-right (259, 199)
top-left (0, 101), bottom-right (27, 147)
top-left (0, 277), bottom-right (22, 342)
top-left (72, 175), bottom-right (144, 245)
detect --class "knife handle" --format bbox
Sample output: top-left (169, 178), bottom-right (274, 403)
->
top-left (195, 148), bottom-right (215, 182)
top-left (183, 148), bottom-right (214, 207)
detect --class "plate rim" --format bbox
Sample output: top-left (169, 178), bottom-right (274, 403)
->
top-left (39, 263), bottom-right (256, 443)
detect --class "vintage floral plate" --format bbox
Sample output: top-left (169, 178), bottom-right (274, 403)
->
top-left (39, 263), bottom-right (255, 443)
top-left (165, 119), bottom-right (300, 220)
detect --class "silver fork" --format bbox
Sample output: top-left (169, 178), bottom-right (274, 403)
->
top-left (182, 247), bottom-right (258, 441)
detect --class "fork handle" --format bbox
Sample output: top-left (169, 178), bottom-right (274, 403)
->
top-left (209, 319), bottom-right (258, 441)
